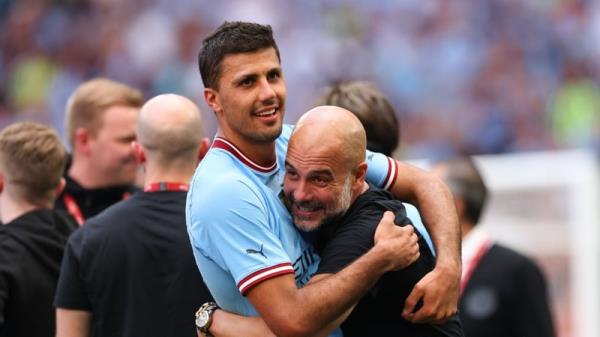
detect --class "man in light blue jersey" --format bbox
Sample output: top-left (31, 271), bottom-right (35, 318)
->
top-left (187, 21), bottom-right (461, 337)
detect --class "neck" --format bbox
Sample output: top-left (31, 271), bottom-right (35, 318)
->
top-left (461, 221), bottom-right (475, 240)
top-left (69, 157), bottom-right (103, 189)
top-left (217, 128), bottom-right (277, 168)
top-left (142, 163), bottom-right (196, 186)
top-left (0, 195), bottom-right (49, 224)
top-left (350, 181), bottom-right (370, 204)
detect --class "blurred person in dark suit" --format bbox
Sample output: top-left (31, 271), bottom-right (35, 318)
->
top-left (0, 122), bottom-right (75, 337)
top-left (431, 156), bottom-right (556, 337)
top-left (54, 94), bottom-right (212, 337)
top-left (55, 78), bottom-right (143, 226)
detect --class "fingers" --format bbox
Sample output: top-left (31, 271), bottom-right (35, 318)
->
top-left (402, 282), bottom-right (424, 319)
top-left (374, 211), bottom-right (396, 244)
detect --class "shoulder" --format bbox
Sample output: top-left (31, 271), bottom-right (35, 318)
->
top-left (489, 244), bottom-right (543, 272)
top-left (187, 167), bottom-right (271, 238)
top-left (279, 124), bottom-right (294, 141)
top-left (189, 167), bottom-right (264, 211)
top-left (487, 244), bottom-right (531, 265)
top-left (349, 187), bottom-right (405, 221)
top-left (0, 229), bottom-right (21, 261)
top-left (84, 195), bottom-right (139, 228)
top-left (274, 124), bottom-right (293, 155)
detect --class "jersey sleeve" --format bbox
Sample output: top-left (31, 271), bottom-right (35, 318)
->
top-left (53, 229), bottom-right (92, 310)
top-left (187, 177), bottom-right (294, 295)
top-left (404, 203), bottom-right (435, 255)
top-left (365, 150), bottom-right (399, 190)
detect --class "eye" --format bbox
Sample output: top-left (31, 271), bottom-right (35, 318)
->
top-left (285, 168), bottom-right (298, 180)
top-left (240, 77), bottom-right (254, 87)
top-left (267, 70), bottom-right (281, 81)
top-left (312, 176), bottom-right (328, 187)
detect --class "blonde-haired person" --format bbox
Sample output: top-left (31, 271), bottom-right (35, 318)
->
top-left (56, 78), bottom-right (143, 225)
top-left (55, 94), bottom-right (212, 337)
top-left (0, 121), bottom-right (75, 337)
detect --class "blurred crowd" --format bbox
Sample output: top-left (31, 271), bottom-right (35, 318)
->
top-left (1, 0), bottom-right (599, 159)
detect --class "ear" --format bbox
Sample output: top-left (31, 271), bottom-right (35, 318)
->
top-left (204, 88), bottom-right (222, 114)
top-left (197, 137), bottom-right (211, 163)
top-left (54, 177), bottom-right (66, 196)
top-left (131, 141), bottom-right (146, 165)
top-left (354, 161), bottom-right (368, 184)
top-left (74, 128), bottom-right (91, 155)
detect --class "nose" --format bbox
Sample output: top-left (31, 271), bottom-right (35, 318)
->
top-left (257, 78), bottom-right (276, 103)
top-left (291, 179), bottom-right (312, 203)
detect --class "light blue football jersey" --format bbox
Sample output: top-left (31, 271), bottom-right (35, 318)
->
top-left (186, 124), bottom-right (405, 335)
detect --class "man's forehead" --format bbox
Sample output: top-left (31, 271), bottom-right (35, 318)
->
top-left (286, 143), bottom-right (341, 173)
top-left (220, 49), bottom-right (280, 74)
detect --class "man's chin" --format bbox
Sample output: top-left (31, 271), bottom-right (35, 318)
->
top-left (293, 218), bottom-right (322, 232)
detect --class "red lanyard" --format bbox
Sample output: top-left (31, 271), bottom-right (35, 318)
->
top-left (63, 191), bottom-right (132, 226)
top-left (143, 182), bottom-right (189, 193)
top-left (63, 194), bottom-right (85, 226)
top-left (460, 238), bottom-right (492, 296)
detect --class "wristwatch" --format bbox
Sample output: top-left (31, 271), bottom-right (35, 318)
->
top-left (195, 302), bottom-right (219, 336)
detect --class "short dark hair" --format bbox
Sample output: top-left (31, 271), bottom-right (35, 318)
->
top-left (436, 156), bottom-right (488, 225)
top-left (198, 21), bottom-right (281, 90)
top-left (317, 81), bottom-right (399, 156)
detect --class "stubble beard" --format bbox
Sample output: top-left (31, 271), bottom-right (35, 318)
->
top-left (288, 175), bottom-right (354, 232)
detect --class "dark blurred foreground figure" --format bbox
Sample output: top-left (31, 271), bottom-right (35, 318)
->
top-left (54, 94), bottom-right (213, 337)
top-left (431, 157), bottom-right (556, 337)
top-left (0, 122), bottom-right (75, 337)
top-left (55, 78), bottom-right (143, 225)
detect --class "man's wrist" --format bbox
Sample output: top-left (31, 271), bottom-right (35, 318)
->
top-left (367, 244), bottom-right (396, 273)
top-left (434, 255), bottom-right (461, 276)
top-left (195, 302), bottom-right (219, 336)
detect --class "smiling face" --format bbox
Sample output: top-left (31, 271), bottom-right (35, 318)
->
top-left (204, 47), bottom-right (286, 146)
top-left (87, 105), bottom-right (139, 186)
top-left (283, 142), bottom-right (355, 232)
top-left (283, 106), bottom-right (369, 232)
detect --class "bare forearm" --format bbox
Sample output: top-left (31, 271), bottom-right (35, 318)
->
top-left (210, 310), bottom-right (276, 337)
top-left (249, 246), bottom-right (392, 337)
top-left (56, 308), bottom-right (92, 337)
top-left (209, 306), bottom-right (349, 337)
top-left (289, 247), bottom-right (391, 335)
top-left (248, 212), bottom-right (418, 337)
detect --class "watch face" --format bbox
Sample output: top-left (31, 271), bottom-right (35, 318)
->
top-left (195, 310), bottom-right (209, 328)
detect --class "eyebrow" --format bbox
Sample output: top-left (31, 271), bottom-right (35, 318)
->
top-left (308, 170), bottom-right (334, 179)
top-left (233, 73), bottom-right (257, 86)
top-left (233, 66), bottom-right (281, 84)
top-left (285, 161), bottom-right (333, 177)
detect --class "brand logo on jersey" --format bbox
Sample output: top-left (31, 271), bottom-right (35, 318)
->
top-left (246, 244), bottom-right (267, 259)
top-left (293, 247), bottom-right (318, 287)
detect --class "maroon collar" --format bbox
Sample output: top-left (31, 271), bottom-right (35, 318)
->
top-left (212, 138), bottom-right (277, 173)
